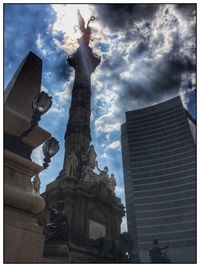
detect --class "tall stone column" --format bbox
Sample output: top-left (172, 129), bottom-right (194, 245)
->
top-left (42, 13), bottom-right (126, 263)
top-left (63, 44), bottom-right (100, 171)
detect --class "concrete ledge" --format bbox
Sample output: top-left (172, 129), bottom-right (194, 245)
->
top-left (4, 150), bottom-right (45, 214)
top-left (5, 149), bottom-right (43, 176)
top-left (5, 183), bottom-right (46, 215)
top-left (5, 106), bottom-right (51, 149)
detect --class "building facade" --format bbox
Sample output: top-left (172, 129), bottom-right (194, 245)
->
top-left (121, 96), bottom-right (196, 263)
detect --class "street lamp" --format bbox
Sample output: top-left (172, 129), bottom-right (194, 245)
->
top-left (20, 91), bottom-right (52, 139)
top-left (42, 137), bottom-right (60, 169)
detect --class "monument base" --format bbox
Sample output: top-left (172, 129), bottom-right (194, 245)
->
top-left (43, 241), bottom-right (71, 262)
top-left (41, 172), bottom-right (125, 263)
top-left (43, 241), bottom-right (117, 263)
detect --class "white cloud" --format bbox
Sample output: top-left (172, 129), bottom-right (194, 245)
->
top-left (120, 71), bottom-right (132, 80)
top-left (51, 4), bottom-right (93, 54)
top-left (101, 152), bottom-right (109, 159)
top-left (54, 83), bottom-right (72, 104)
top-left (121, 216), bottom-right (128, 233)
top-left (106, 140), bottom-right (121, 151)
top-left (49, 102), bottom-right (65, 114)
top-left (179, 72), bottom-right (196, 110)
top-left (41, 84), bottom-right (49, 93)
top-left (94, 87), bottom-right (122, 133)
top-left (31, 144), bottom-right (44, 166)
top-left (35, 33), bottom-right (43, 50)
top-left (53, 77), bottom-right (73, 110)
top-left (95, 117), bottom-right (121, 133)
top-left (115, 185), bottom-right (124, 196)
top-left (105, 133), bottom-right (111, 141)
top-left (35, 33), bottom-right (48, 56)
top-left (43, 81), bottom-right (71, 114)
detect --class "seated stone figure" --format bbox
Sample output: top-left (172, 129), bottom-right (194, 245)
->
top-left (44, 201), bottom-right (69, 243)
top-left (96, 162), bottom-right (110, 186)
top-left (82, 166), bottom-right (94, 182)
top-left (109, 174), bottom-right (116, 194)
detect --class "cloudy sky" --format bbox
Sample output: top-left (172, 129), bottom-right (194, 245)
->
top-left (4, 4), bottom-right (196, 231)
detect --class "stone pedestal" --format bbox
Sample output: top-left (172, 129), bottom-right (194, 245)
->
top-left (42, 172), bottom-right (125, 263)
top-left (43, 242), bottom-right (71, 262)
top-left (4, 52), bottom-right (51, 263)
top-left (4, 148), bottom-right (47, 263)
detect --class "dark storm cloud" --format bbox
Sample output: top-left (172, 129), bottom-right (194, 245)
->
top-left (175, 4), bottom-right (196, 18)
top-left (114, 39), bottom-right (195, 112)
top-left (93, 4), bottom-right (196, 123)
top-left (94, 4), bottom-right (159, 31)
top-left (42, 49), bottom-right (72, 96)
top-left (42, 45), bottom-right (72, 80)
top-left (127, 40), bottom-right (149, 59)
top-left (121, 46), bottom-right (195, 105)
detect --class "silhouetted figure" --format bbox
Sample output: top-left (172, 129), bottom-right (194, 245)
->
top-left (44, 201), bottom-right (70, 246)
top-left (77, 9), bottom-right (95, 46)
top-left (149, 239), bottom-right (170, 263)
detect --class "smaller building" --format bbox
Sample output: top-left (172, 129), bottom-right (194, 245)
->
top-left (121, 96), bottom-right (196, 263)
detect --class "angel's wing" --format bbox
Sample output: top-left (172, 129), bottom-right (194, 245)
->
top-left (77, 9), bottom-right (86, 33)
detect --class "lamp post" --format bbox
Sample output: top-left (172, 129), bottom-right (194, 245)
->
top-left (42, 137), bottom-right (60, 169)
top-left (20, 91), bottom-right (52, 139)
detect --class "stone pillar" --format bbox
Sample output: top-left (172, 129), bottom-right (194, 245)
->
top-left (63, 44), bottom-right (100, 171)
top-left (4, 52), bottom-right (51, 263)
top-left (5, 51), bottom-right (42, 121)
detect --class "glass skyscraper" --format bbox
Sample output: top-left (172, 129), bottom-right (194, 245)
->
top-left (121, 96), bottom-right (196, 263)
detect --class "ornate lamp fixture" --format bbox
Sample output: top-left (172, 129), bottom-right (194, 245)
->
top-left (42, 137), bottom-right (60, 169)
top-left (20, 91), bottom-right (52, 139)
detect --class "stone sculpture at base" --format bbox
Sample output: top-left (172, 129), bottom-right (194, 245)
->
top-left (109, 174), bottom-right (116, 194)
top-left (87, 145), bottom-right (97, 169)
top-left (96, 163), bottom-right (110, 186)
top-left (65, 152), bottom-right (79, 176)
top-left (82, 166), bottom-right (94, 182)
top-left (44, 201), bottom-right (69, 243)
top-left (33, 174), bottom-right (41, 193)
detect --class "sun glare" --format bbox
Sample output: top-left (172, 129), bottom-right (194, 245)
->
top-left (52, 4), bottom-right (92, 39)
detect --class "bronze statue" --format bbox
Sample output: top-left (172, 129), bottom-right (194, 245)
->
top-left (44, 201), bottom-right (69, 244)
top-left (77, 9), bottom-right (95, 46)
top-left (149, 239), bottom-right (170, 263)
